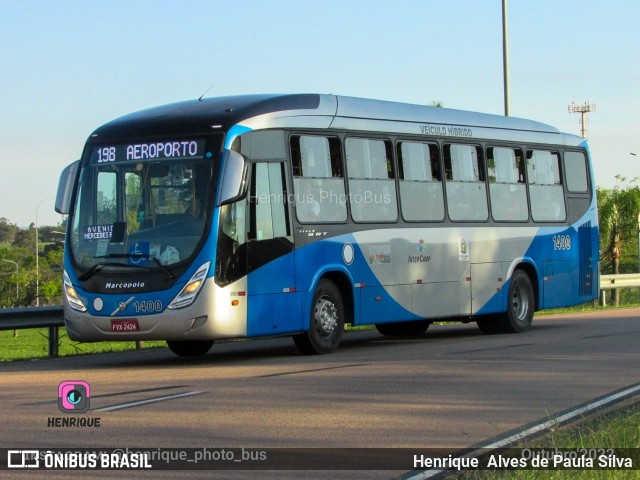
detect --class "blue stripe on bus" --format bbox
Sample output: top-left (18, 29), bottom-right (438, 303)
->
top-left (224, 125), bottom-right (252, 149)
top-left (474, 211), bottom-right (599, 316)
top-left (244, 233), bottom-right (421, 336)
top-left (247, 234), bottom-right (422, 336)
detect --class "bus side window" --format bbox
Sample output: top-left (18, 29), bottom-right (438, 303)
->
top-left (345, 137), bottom-right (398, 222)
top-left (397, 141), bottom-right (444, 221)
top-left (527, 150), bottom-right (566, 222)
top-left (487, 146), bottom-right (528, 222)
top-left (564, 151), bottom-right (589, 193)
top-left (291, 135), bottom-right (347, 223)
top-left (443, 144), bottom-right (488, 221)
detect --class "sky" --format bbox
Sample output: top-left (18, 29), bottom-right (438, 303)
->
top-left (1, 0), bottom-right (638, 227)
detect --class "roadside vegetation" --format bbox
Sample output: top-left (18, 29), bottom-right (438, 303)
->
top-left (458, 401), bottom-right (640, 480)
top-left (0, 327), bottom-right (166, 362)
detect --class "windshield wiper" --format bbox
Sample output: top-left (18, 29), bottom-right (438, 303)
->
top-left (79, 254), bottom-right (175, 281)
top-left (97, 253), bottom-right (175, 280)
top-left (78, 261), bottom-right (149, 281)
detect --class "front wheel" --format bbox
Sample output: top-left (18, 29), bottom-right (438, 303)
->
top-left (293, 279), bottom-right (345, 354)
top-left (166, 340), bottom-right (214, 356)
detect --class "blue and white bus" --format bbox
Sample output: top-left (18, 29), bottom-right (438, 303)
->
top-left (55, 94), bottom-right (599, 356)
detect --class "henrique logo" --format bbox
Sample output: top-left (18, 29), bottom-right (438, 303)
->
top-left (105, 282), bottom-right (145, 289)
top-left (58, 381), bottom-right (90, 413)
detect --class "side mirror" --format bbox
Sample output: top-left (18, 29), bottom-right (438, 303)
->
top-left (217, 150), bottom-right (248, 206)
top-left (55, 160), bottom-right (80, 214)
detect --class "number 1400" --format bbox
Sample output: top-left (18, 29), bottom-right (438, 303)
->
top-left (552, 235), bottom-right (571, 251)
top-left (133, 301), bottom-right (162, 313)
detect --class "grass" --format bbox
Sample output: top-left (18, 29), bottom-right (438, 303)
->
top-left (533, 288), bottom-right (639, 316)
top-left (458, 402), bottom-right (640, 479)
top-left (0, 327), bottom-right (165, 362)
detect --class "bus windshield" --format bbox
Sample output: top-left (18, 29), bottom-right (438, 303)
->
top-left (69, 138), bottom-right (216, 271)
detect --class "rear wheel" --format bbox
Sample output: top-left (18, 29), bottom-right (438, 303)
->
top-left (375, 320), bottom-right (430, 336)
top-left (477, 270), bottom-right (534, 334)
top-left (503, 270), bottom-right (535, 332)
top-left (293, 279), bottom-right (345, 354)
top-left (166, 340), bottom-right (214, 356)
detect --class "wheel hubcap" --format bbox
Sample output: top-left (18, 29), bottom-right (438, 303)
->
top-left (314, 297), bottom-right (338, 336)
top-left (512, 285), bottom-right (528, 322)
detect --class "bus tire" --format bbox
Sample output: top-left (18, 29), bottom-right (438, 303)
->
top-left (166, 340), bottom-right (214, 356)
top-left (293, 279), bottom-right (345, 355)
top-left (375, 320), bottom-right (430, 336)
top-left (503, 270), bottom-right (534, 332)
top-left (478, 270), bottom-right (534, 334)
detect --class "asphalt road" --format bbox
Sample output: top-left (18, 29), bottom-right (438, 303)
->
top-left (1, 307), bottom-right (639, 479)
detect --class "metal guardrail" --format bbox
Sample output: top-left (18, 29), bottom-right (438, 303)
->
top-left (0, 306), bottom-right (64, 356)
top-left (599, 273), bottom-right (640, 307)
top-left (599, 273), bottom-right (640, 290)
top-left (0, 274), bottom-right (638, 358)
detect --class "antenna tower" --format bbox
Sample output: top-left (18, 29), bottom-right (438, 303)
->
top-left (568, 101), bottom-right (596, 138)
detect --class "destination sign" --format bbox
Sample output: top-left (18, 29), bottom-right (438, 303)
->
top-left (91, 139), bottom-right (206, 164)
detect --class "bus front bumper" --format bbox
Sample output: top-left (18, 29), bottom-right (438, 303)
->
top-left (63, 278), bottom-right (248, 342)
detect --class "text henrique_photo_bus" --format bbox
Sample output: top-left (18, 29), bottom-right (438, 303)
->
top-left (55, 94), bottom-right (599, 356)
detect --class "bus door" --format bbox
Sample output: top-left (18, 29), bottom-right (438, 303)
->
top-left (245, 161), bottom-right (302, 335)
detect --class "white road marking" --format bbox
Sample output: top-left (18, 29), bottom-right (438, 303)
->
top-left (94, 390), bottom-right (204, 412)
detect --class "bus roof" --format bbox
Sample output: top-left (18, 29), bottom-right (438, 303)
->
top-left (89, 93), bottom-right (582, 146)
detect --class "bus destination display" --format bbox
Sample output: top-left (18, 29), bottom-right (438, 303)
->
top-left (91, 139), bottom-right (206, 164)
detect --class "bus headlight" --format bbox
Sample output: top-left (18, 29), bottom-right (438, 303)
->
top-left (168, 261), bottom-right (210, 310)
top-left (64, 269), bottom-right (87, 312)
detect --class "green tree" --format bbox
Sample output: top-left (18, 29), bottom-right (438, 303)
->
top-left (12, 228), bottom-right (36, 249)
top-left (0, 216), bottom-right (65, 307)
top-left (597, 177), bottom-right (640, 304)
top-left (0, 218), bottom-right (18, 244)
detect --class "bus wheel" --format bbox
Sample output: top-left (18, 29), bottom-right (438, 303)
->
top-left (375, 320), bottom-right (430, 336)
top-left (504, 270), bottom-right (534, 332)
top-left (293, 279), bottom-right (345, 355)
top-left (166, 340), bottom-right (214, 356)
top-left (478, 270), bottom-right (534, 334)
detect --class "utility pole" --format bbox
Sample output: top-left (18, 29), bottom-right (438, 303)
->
top-left (568, 101), bottom-right (596, 138)
top-left (502, 0), bottom-right (510, 116)
top-left (35, 198), bottom-right (51, 307)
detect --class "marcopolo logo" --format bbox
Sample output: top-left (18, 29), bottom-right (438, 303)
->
top-left (58, 381), bottom-right (91, 413)
top-left (105, 282), bottom-right (145, 289)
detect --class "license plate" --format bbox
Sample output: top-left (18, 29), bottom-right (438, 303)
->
top-left (111, 319), bottom-right (139, 332)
